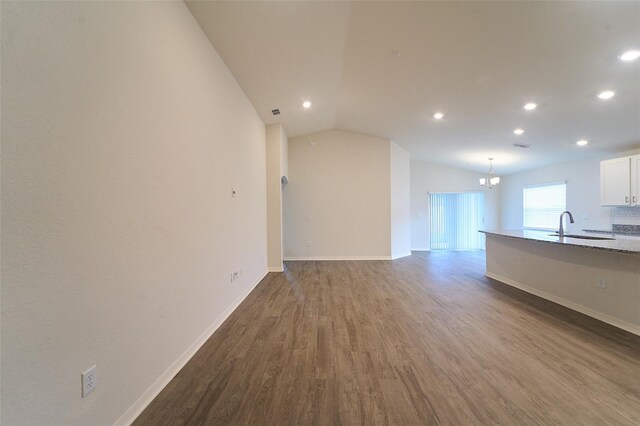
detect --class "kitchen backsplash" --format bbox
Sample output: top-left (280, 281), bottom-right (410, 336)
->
top-left (608, 206), bottom-right (640, 225)
top-left (608, 206), bottom-right (640, 217)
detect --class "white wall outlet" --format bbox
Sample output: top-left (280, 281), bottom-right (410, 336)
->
top-left (307, 241), bottom-right (313, 247)
top-left (230, 270), bottom-right (241, 283)
top-left (597, 278), bottom-right (606, 289)
top-left (231, 187), bottom-right (237, 197)
top-left (81, 366), bottom-right (97, 397)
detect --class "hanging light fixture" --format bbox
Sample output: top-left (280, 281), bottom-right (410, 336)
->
top-left (479, 158), bottom-right (500, 189)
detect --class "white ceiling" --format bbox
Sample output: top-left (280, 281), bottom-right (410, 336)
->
top-left (186, 1), bottom-right (640, 174)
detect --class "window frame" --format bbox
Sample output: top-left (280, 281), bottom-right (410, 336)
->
top-left (522, 181), bottom-right (567, 231)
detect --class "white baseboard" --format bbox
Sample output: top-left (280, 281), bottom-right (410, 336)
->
top-left (284, 255), bottom-right (392, 261)
top-left (411, 247), bottom-right (430, 251)
top-left (114, 269), bottom-right (269, 426)
top-left (485, 271), bottom-right (640, 336)
top-left (268, 266), bottom-right (284, 272)
top-left (391, 251), bottom-right (412, 260)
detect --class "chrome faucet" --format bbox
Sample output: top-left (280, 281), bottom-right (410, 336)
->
top-left (558, 211), bottom-right (575, 238)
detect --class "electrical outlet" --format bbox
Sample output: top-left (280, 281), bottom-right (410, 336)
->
top-left (82, 366), bottom-right (97, 397)
top-left (230, 270), bottom-right (241, 283)
top-left (597, 278), bottom-right (606, 289)
top-left (307, 242), bottom-right (313, 247)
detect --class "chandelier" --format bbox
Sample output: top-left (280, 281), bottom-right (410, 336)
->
top-left (479, 158), bottom-right (500, 189)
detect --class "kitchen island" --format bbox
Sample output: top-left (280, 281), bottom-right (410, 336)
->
top-left (481, 230), bottom-right (640, 335)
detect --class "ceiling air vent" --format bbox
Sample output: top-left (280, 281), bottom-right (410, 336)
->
top-left (513, 143), bottom-right (531, 149)
top-left (271, 108), bottom-right (280, 116)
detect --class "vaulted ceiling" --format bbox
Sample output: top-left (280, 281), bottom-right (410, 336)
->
top-left (186, 1), bottom-right (640, 174)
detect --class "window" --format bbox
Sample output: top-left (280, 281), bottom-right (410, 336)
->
top-left (430, 192), bottom-right (485, 250)
top-left (523, 182), bottom-right (566, 230)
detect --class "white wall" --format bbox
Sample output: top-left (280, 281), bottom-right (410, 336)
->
top-left (411, 161), bottom-right (501, 250)
top-left (500, 148), bottom-right (640, 233)
top-left (283, 129), bottom-right (392, 259)
top-left (390, 142), bottom-right (411, 258)
top-left (266, 123), bottom-right (288, 271)
top-left (1, 2), bottom-right (267, 425)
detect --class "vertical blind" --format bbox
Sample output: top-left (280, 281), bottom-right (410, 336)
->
top-left (523, 182), bottom-right (566, 230)
top-left (429, 192), bottom-right (485, 250)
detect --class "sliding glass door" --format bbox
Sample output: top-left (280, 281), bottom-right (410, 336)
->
top-left (429, 192), bottom-right (485, 250)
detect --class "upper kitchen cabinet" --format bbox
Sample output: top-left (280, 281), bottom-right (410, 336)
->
top-left (632, 155), bottom-right (640, 206)
top-left (600, 155), bottom-right (640, 206)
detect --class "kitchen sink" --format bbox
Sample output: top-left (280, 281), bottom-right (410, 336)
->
top-left (549, 233), bottom-right (615, 241)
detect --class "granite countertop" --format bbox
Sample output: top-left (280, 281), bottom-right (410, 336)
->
top-left (582, 224), bottom-right (640, 236)
top-left (480, 230), bottom-right (640, 255)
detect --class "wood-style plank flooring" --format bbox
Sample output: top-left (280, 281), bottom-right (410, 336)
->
top-left (134, 251), bottom-right (640, 425)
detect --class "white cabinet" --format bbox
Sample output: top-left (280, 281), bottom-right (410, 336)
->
top-left (631, 155), bottom-right (640, 206)
top-left (601, 157), bottom-right (631, 206)
top-left (600, 155), bottom-right (640, 206)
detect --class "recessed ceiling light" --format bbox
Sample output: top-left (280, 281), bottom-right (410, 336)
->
top-left (576, 139), bottom-right (589, 146)
top-left (597, 90), bottom-right (615, 100)
top-left (620, 50), bottom-right (640, 62)
top-left (434, 112), bottom-right (444, 120)
top-left (302, 101), bottom-right (312, 109)
top-left (524, 103), bottom-right (537, 111)
top-left (514, 128), bottom-right (524, 135)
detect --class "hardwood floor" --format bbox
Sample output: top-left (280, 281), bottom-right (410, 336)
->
top-left (134, 251), bottom-right (640, 425)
